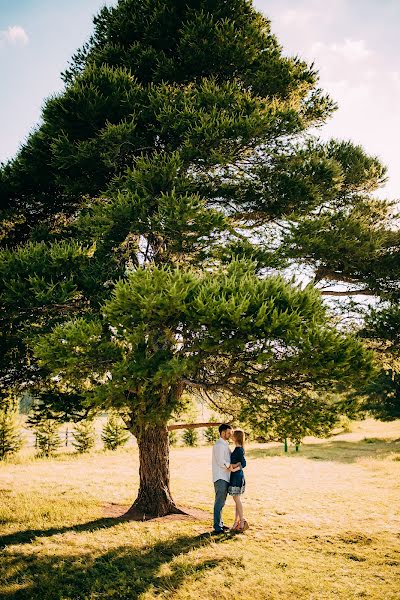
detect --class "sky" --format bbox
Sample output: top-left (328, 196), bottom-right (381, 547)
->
top-left (0, 0), bottom-right (399, 199)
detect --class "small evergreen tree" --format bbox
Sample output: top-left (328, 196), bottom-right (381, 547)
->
top-left (204, 415), bottom-right (220, 444)
top-left (181, 396), bottom-right (200, 447)
top-left (182, 427), bottom-right (198, 447)
top-left (0, 409), bottom-right (23, 459)
top-left (101, 413), bottom-right (130, 450)
top-left (27, 398), bottom-right (61, 455)
top-left (72, 419), bottom-right (96, 453)
top-left (34, 420), bottom-right (61, 457)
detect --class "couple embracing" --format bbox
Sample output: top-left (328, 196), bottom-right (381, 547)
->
top-left (212, 423), bottom-right (249, 534)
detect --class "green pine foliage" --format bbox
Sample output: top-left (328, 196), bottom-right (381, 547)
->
top-left (27, 387), bottom-right (94, 424)
top-left (101, 413), bottom-right (130, 450)
top-left (352, 369), bottom-right (400, 422)
top-left (168, 430), bottom-right (178, 447)
top-left (204, 415), bottom-right (220, 444)
top-left (72, 420), bottom-right (96, 453)
top-left (363, 303), bottom-right (400, 353)
top-left (27, 398), bottom-right (65, 429)
top-left (356, 302), bottom-right (400, 421)
top-left (241, 390), bottom-right (341, 446)
top-left (0, 409), bottom-right (23, 459)
top-left (203, 426), bottom-right (219, 444)
top-left (182, 428), bottom-right (198, 447)
top-left (27, 399), bottom-right (62, 457)
top-left (34, 420), bottom-right (61, 457)
top-left (32, 260), bottom-right (375, 431)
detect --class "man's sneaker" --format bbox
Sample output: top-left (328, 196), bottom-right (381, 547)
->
top-left (222, 525), bottom-right (230, 531)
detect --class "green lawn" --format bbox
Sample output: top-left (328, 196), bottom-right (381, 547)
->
top-left (1, 419), bottom-right (400, 599)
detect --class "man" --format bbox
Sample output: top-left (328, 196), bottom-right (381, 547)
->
top-left (212, 423), bottom-right (233, 533)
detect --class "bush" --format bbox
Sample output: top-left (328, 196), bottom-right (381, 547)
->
top-left (0, 409), bottom-right (23, 459)
top-left (101, 413), bottom-right (130, 450)
top-left (72, 420), bottom-right (96, 453)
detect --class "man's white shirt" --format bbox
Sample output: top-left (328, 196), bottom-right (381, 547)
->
top-left (212, 437), bottom-right (231, 483)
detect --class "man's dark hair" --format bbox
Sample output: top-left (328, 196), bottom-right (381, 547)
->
top-left (219, 423), bottom-right (233, 435)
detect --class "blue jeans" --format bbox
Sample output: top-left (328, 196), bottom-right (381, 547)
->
top-left (213, 479), bottom-right (229, 531)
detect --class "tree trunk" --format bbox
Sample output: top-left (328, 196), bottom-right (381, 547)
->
top-left (127, 423), bottom-right (185, 518)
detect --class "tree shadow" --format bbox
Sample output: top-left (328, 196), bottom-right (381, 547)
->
top-left (0, 515), bottom-right (134, 548)
top-left (246, 437), bottom-right (400, 464)
top-left (1, 530), bottom-right (238, 599)
top-left (0, 506), bottom-right (216, 549)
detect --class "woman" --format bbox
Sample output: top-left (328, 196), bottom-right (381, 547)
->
top-left (225, 429), bottom-right (249, 532)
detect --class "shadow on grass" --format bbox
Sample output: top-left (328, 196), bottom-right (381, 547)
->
top-left (0, 515), bottom-right (135, 548)
top-left (1, 530), bottom-right (238, 599)
top-left (246, 437), bottom-right (400, 464)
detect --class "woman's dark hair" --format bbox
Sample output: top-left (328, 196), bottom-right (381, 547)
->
top-left (219, 423), bottom-right (233, 435)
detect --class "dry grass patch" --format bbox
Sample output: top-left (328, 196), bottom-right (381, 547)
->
top-left (1, 419), bottom-right (399, 599)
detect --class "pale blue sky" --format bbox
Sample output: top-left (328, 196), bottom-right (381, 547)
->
top-left (1, 0), bottom-right (399, 198)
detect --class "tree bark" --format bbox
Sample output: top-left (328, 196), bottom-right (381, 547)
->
top-left (127, 423), bottom-right (185, 518)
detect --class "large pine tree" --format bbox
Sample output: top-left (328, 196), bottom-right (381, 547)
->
top-left (0, 0), bottom-right (391, 516)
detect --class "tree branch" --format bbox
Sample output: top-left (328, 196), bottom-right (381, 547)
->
top-left (320, 289), bottom-right (376, 297)
top-left (181, 378), bottom-right (222, 390)
top-left (167, 421), bottom-right (222, 431)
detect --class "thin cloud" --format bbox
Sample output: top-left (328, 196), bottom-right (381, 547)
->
top-left (311, 39), bottom-right (373, 63)
top-left (280, 8), bottom-right (318, 27)
top-left (0, 25), bottom-right (29, 47)
top-left (256, 0), bottom-right (399, 198)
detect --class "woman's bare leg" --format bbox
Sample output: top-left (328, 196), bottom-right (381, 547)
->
top-left (233, 496), bottom-right (243, 525)
top-left (233, 503), bottom-right (239, 527)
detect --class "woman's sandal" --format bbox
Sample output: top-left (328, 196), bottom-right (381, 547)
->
top-left (237, 519), bottom-right (249, 533)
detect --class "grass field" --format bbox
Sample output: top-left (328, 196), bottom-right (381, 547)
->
top-left (1, 418), bottom-right (399, 599)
